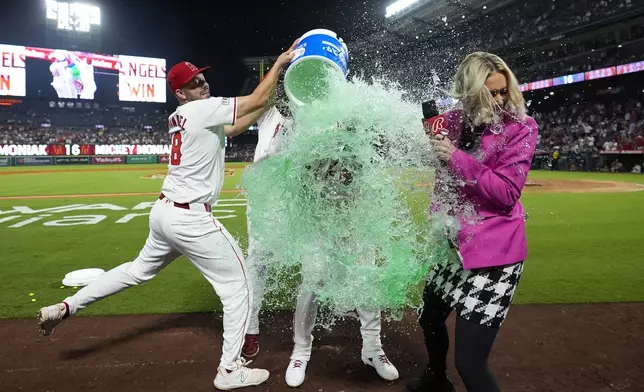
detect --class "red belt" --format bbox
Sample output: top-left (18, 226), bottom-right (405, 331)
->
top-left (159, 193), bottom-right (212, 212)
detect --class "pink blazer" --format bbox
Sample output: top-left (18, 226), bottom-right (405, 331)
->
top-left (431, 109), bottom-right (539, 270)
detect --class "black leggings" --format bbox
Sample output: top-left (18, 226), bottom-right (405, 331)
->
top-left (419, 285), bottom-right (501, 392)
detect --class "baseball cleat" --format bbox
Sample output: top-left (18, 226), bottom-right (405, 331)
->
top-left (362, 354), bottom-right (399, 381)
top-left (406, 368), bottom-right (455, 392)
top-left (213, 358), bottom-right (269, 390)
top-left (284, 359), bottom-right (307, 387)
top-left (241, 334), bottom-right (259, 358)
top-left (37, 302), bottom-right (68, 336)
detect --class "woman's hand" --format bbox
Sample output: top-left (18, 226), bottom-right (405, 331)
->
top-left (430, 134), bottom-right (457, 162)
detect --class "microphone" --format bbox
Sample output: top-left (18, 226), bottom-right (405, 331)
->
top-left (422, 100), bottom-right (448, 136)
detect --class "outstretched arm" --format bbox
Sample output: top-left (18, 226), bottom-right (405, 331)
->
top-left (236, 39), bottom-right (298, 118)
top-left (224, 107), bottom-right (267, 137)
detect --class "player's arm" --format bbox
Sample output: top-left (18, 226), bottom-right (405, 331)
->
top-left (236, 39), bottom-right (298, 118)
top-left (224, 107), bottom-right (267, 137)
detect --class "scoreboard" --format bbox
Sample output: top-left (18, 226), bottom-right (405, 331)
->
top-left (0, 43), bottom-right (166, 103)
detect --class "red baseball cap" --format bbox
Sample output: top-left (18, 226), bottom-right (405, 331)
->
top-left (167, 61), bottom-right (211, 91)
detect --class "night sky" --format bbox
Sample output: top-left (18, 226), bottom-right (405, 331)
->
top-left (2, 0), bottom-right (392, 96)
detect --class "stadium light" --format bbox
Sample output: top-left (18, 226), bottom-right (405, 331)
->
top-left (46, 0), bottom-right (101, 32)
top-left (386, 0), bottom-right (420, 18)
top-left (46, 0), bottom-right (58, 19)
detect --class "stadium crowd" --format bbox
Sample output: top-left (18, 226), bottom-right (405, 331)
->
top-left (533, 97), bottom-right (644, 172)
top-left (2, 93), bottom-right (643, 170)
top-left (0, 105), bottom-right (171, 146)
top-left (479, 0), bottom-right (642, 51)
top-left (2, 0), bottom-right (643, 168)
top-left (512, 22), bottom-right (643, 82)
top-left (535, 99), bottom-right (644, 152)
top-left (0, 107), bottom-right (258, 161)
top-left (348, 0), bottom-right (643, 105)
top-left (0, 126), bottom-right (168, 146)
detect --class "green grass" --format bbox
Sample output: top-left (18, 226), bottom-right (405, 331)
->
top-left (0, 165), bottom-right (643, 319)
top-left (0, 195), bottom-right (250, 318)
top-left (515, 170), bottom-right (644, 303)
top-left (527, 169), bottom-right (644, 184)
top-left (520, 191), bottom-right (644, 303)
top-left (0, 163), bottom-right (249, 196)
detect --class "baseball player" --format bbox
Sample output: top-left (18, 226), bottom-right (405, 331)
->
top-left (283, 124), bottom-right (400, 388)
top-left (239, 84), bottom-right (400, 386)
top-left (242, 78), bottom-right (293, 358)
top-left (37, 39), bottom-right (298, 391)
top-left (49, 51), bottom-right (76, 99)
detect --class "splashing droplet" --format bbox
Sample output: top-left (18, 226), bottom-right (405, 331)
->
top-left (242, 71), bottom-right (454, 326)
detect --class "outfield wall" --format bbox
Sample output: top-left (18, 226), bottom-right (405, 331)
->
top-left (0, 155), bottom-right (169, 166)
top-left (530, 151), bottom-right (644, 171)
top-left (0, 144), bottom-right (254, 166)
top-left (0, 155), bottom-right (250, 166)
top-left (2, 151), bottom-right (640, 170)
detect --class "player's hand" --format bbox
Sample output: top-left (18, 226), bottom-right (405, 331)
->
top-left (275, 39), bottom-right (300, 68)
top-left (430, 134), bottom-right (456, 162)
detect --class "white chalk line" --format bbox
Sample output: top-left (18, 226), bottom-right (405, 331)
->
top-left (0, 190), bottom-right (242, 200)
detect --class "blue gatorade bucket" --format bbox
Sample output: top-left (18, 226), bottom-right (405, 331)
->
top-left (284, 29), bottom-right (349, 106)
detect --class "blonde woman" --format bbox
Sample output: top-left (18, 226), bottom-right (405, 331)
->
top-left (407, 52), bottom-right (539, 392)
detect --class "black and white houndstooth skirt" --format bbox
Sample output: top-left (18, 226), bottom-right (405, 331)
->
top-left (426, 256), bottom-right (524, 328)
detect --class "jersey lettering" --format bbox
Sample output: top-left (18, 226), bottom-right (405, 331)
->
top-left (170, 132), bottom-right (183, 166)
top-left (168, 114), bottom-right (187, 132)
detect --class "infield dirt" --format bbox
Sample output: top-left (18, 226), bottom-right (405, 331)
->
top-left (1, 303), bottom-right (642, 391)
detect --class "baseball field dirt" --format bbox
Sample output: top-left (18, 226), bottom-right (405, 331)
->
top-left (1, 178), bottom-right (641, 201)
top-left (523, 179), bottom-right (644, 193)
top-left (1, 302), bottom-right (642, 391)
top-left (413, 178), bottom-right (644, 195)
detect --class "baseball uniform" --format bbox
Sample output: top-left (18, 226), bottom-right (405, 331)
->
top-left (242, 112), bottom-right (399, 386)
top-left (36, 59), bottom-right (299, 390)
top-left (282, 124), bottom-right (400, 387)
top-left (52, 96), bottom-right (252, 373)
top-left (246, 106), bottom-right (291, 335)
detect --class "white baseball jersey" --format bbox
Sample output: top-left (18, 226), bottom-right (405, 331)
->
top-left (246, 106), bottom-right (291, 336)
top-left (253, 106), bottom-right (292, 163)
top-left (161, 96), bottom-right (238, 205)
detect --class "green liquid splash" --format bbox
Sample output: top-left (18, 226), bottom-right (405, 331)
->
top-left (242, 70), bottom-right (453, 324)
top-left (284, 59), bottom-right (340, 105)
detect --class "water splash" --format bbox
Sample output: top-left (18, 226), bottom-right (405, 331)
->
top-left (242, 71), bottom-right (454, 326)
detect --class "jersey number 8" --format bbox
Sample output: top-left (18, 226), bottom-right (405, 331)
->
top-left (171, 132), bottom-right (182, 166)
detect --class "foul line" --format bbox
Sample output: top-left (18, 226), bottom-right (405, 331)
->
top-left (0, 190), bottom-right (242, 200)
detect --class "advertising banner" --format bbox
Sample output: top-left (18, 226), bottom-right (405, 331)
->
top-left (0, 144), bottom-right (171, 157)
top-left (118, 55), bottom-right (167, 103)
top-left (92, 156), bottom-right (125, 164)
top-left (0, 44), bottom-right (26, 97)
top-left (126, 155), bottom-right (157, 164)
top-left (15, 156), bottom-right (52, 166)
top-left (54, 156), bottom-right (91, 165)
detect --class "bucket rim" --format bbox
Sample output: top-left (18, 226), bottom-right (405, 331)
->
top-left (299, 28), bottom-right (339, 41)
top-left (286, 54), bottom-right (347, 74)
top-left (283, 55), bottom-right (347, 107)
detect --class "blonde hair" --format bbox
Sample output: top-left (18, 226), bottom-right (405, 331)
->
top-left (451, 52), bottom-right (526, 126)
